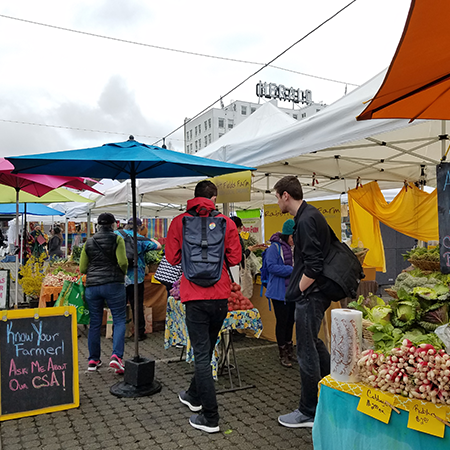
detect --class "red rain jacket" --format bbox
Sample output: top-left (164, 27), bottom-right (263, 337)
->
top-left (166, 197), bottom-right (241, 302)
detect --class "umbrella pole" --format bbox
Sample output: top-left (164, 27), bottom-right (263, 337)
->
top-left (131, 167), bottom-right (140, 360)
top-left (111, 161), bottom-right (161, 398)
top-left (14, 188), bottom-right (19, 308)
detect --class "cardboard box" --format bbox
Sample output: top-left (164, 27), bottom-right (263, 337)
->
top-left (106, 304), bottom-right (134, 339)
top-left (363, 266), bottom-right (376, 281)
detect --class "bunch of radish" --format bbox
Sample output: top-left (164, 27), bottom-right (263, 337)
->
top-left (358, 340), bottom-right (450, 405)
top-left (228, 282), bottom-right (254, 311)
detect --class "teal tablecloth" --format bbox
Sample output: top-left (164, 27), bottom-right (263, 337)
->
top-left (313, 384), bottom-right (450, 450)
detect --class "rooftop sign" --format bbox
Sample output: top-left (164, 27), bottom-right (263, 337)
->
top-left (256, 81), bottom-right (312, 104)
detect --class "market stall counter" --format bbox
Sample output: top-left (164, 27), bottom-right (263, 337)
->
top-left (313, 375), bottom-right (450, 450)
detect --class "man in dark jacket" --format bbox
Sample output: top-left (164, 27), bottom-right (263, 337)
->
top-left (80, 212), bottom-right (128, 374)
top-left (166, 180), bottom-right (241, 433)
top-left (273, 176), bottom-right (332, 428)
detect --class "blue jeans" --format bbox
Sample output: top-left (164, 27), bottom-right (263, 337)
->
top-left (295, 290), bottom-right (331, 418)
top-left (185, 299), bottom-right (228, 424)
top-left (85, 282), bottom-right (126, 361)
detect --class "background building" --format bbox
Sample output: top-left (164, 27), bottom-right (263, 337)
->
top-left (184, 99), bottom-right (326, 154)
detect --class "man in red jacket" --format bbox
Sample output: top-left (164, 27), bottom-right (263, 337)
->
top-left (166, 180), bottom-right (241, 433)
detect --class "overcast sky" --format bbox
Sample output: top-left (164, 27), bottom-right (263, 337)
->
top-left (0, 0), bottom-right (411, 156)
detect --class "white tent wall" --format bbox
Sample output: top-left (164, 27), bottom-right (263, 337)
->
top-left (112, 69), bottom-right (447, 209)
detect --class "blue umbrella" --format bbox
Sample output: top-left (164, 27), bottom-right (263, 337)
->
top-left (7, 136), bottom-right (255, 391)
top-left (0, 203), bottom-right (64, 216)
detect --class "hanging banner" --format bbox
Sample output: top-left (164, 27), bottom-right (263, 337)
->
top-left (437, 163), bottom-right (450, 274)
top-left (211, 171), bottom-right (252, 203)
top-left (263, 200), bottom-right (341, 242)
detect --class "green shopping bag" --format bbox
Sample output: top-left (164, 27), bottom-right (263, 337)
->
top-left (54, 278), bottom-right (90, 324)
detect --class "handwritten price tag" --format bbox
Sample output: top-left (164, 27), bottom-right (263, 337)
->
top-left (407, 400), bottom-right (445, 438)
top-left (357, 387), bottom-right (394, 424)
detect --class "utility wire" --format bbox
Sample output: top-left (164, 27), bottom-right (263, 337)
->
top-left (0, 13), bottom-right (359, 88)
top-left (0, 1), bottom-right (358, 146)
top-left (157, 0), bottom-right (358, 145)
top-left (0, 118), bottom-right (184, 142)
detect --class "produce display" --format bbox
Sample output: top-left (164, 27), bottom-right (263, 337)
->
top-left (349, 254), bottom-right (450, 407)
top-left (170, 279), bottom-right (181, 300)
top-left (358, 341), bottom-right (450, 405)
top-left (349, 269), bottom-right (450, 354)
top-left (42, 261), bottom-right (80, 287)
top-left (228, 282), bottom-right (254, 311)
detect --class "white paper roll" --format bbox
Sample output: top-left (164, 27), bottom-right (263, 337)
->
top-left (330, 309), bottom-right (363, 382)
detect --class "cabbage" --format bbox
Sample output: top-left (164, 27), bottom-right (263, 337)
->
top-left (390, 299), bottom-right (420, 329)
top-left (367, 305), bottom-right (392, 326)
top-left (418, 303), bottom-right (449, 331)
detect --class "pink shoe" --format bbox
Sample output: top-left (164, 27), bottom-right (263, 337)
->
top-left (109, 354), bottom-right (125, 374)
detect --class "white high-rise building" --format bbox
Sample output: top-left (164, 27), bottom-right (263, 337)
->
top-left (184, 97), bottom-right (326, 154)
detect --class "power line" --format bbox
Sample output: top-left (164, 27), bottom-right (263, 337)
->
top-left (157, 0), bottom-right (358, 145)
top-left (0, 118), bottom-right (184, 142)
top-left (0, 13), bottom-right (359, 88)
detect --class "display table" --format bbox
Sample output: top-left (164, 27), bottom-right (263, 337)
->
top-left (38, 285), bottom-right (63, 308)
top-left (143, 273), bottom-right (169, 322)
top-left (164, 296), bottom-right (263, 379)
top-left (313, 375), bottom-right (450, 450)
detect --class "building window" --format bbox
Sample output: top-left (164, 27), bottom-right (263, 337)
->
top-left (218, 118), bottom-right (225, 128)
top-left (293, 114), bottom-right (298, 119)
top-left (316, 109), bottom-right (321, 112)
top-left (195, 126), bottom-right (198, 136)
top-left (195, 141), bottom-right (198, 150)
top-left (219, 133), bottom-right (224, 138)
top-left (302, 113), bottom-right (307, 118)
top-left (204, 136), bottom-right (208, 146)
top-left (228, 119), bottom-right (234, 130)
top-left (241, 106), bottom-right (247, 115)
top-left (251, 107), bottom-right (256, 114)
top-left (204, 121), bottom-right (207, 131)
top-left (208, 134), bottom-right (211, 144)
top-left (208, 118), bottom-right (211, 128)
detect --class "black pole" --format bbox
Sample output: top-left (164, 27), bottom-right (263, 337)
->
top-left (130, 163), bottom-right (140, 360)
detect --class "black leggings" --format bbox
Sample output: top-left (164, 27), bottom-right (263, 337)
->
top-left (271, 299), bottom-right (296, 347)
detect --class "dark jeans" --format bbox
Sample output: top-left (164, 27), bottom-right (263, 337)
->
top-left (185, 299), bottom-right (228, 424)
top-left (271, 299), bottom-right (295, 347)
top-left (126, 282), bottom-right (145, 337)
top-left (295, 290), bottom-right (331, 418)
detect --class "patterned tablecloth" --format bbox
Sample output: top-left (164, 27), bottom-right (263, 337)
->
top-left (164, 296), bottom-right (263, 379)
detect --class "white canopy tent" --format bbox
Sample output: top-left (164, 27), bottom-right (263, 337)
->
top-left (93, 69), bottom-right (446, 212)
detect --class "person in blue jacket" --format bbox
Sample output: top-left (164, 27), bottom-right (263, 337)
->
top-left (265, 219), bottom-right (295, 368)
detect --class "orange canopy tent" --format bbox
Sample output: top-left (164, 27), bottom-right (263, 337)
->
top-left (357, 0), bottom-right (450, 122)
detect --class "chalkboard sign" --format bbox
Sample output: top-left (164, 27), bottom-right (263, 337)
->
top-left (437, 163), bottom-right (450, 274)
top-left (0, 306), bottom-right (79, 421)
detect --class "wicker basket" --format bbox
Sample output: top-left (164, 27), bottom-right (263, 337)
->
top-left (407, 258), bottom-right (440, 272)
top-left (384, 288), bottom-right (399, 299)
top-left (354, 248), bottom-right (369, 265)
top-left (362, 319), bottom-right (374, 347)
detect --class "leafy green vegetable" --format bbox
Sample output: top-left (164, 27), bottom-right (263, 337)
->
top-left (366, 305), bottom-right (392, 326)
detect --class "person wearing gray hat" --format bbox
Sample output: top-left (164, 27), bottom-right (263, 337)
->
top-left (80, 212), bottom-right (129, 374)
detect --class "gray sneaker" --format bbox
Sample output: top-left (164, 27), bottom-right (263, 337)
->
top-left (178, 391), bottom-right (202, 412)
top-left (278, 409), bottom-right (314, 428)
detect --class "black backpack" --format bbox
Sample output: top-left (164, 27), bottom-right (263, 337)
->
top-left (316, 226), bottom-right (365, 301)
top-left (118, 229), bottom-right (150, 266)
top-left (181, 209), bottom-right (227, 287)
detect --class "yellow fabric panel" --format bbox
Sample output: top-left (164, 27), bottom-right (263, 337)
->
top-left (348, 188), bottom-right (386, 272)
top-left (348, 181), bottom-right (439, 273)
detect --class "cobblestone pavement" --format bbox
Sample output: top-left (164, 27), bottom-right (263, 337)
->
top-left (0, 326), bottom-right (314, 450)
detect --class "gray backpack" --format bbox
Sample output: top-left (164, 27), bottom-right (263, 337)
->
top-left (182, 209), bottom-right (227, 287)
